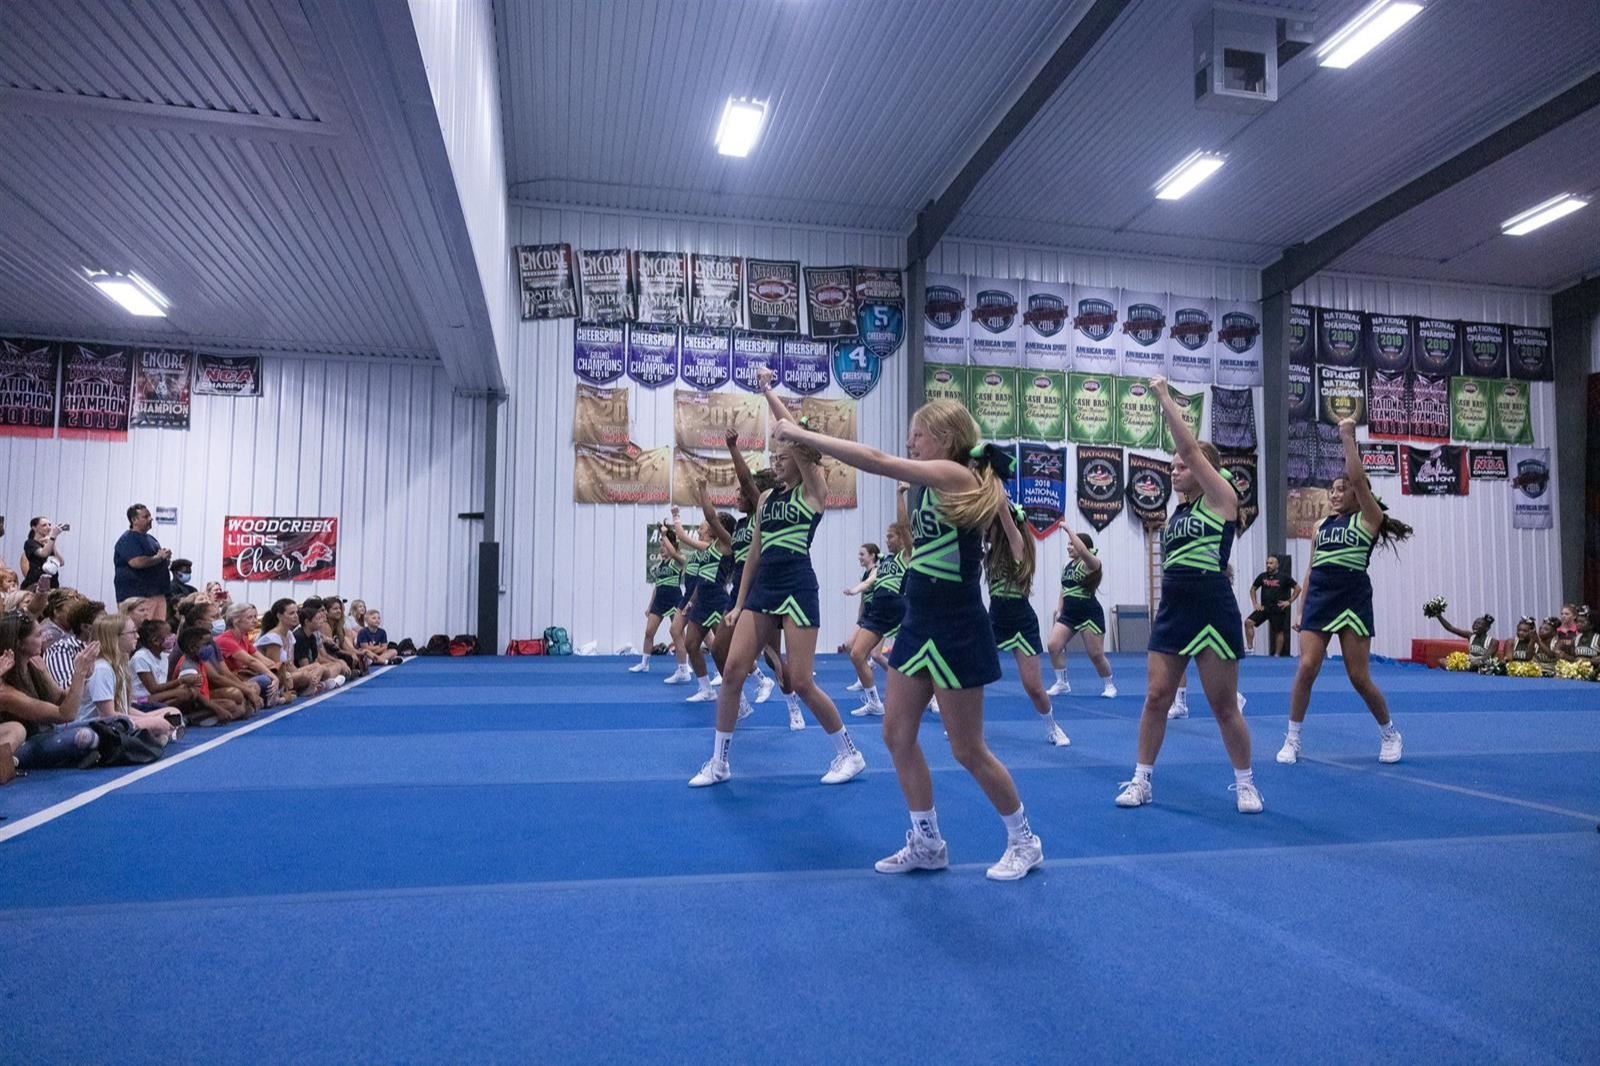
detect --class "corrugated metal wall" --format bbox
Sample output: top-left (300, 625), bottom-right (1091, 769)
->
top-left (0, 357), bottom-right (484, 643)
top-left (1292, 273), bottom-right (1559, 657)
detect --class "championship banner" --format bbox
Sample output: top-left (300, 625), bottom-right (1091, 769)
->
top-left (1220, 452), bottom-right (1258, 533)
top-left (923, 363), bottom-right (968, 406)
top-left (578, 248), bottom-right (633, 322)
top-left (1317, 364), bottom-right (1366, 426)
top-left (1413, 318), bottom-right (1461, 376)
top-left (1114, 377), bottom-right (1160, 449)
top-left (1450, 376), bottom-right (1493, 442)
top-left (516, 243), bottom-right (578, 320)
top-left (817, 460), bottom-right (858, 510)
top-left (574, 443), bottom-right (671, 504)
top-left (0, 337), bottom-right (59, 437)
top-left (1289, 305), bottom-right (1315, 366)
top-left (968, 277), bottom-right (1021, 367)
top-left (672, 448), bottom-right (754, 508)
top-left (1120, 291), bottom-right (1169, 378)
top-left (129, 348), bottom-right (193, 430)
top-left (1410, 372), bottom-right (1450, 442)
top-left (1288, 420), bottom-right (1312, 487)
top-left (1364, 313), bottom-right (1412, 374)
top-left (1288, 360), bottom-right (1315, 423)
top-left (689, 254), bottom-right (743, 328)
top-left (1160, 385), bottom-right (1205, 453)
top-left (1317, 308), bottom-right (1363, 367)
top-left (1125, 452), bottom-right (1172, 527)
top-left (1076, 445), bottom-right (1125, 532)
top-left (626, 324), bottom-right (679, 388)
top-left (573, 321), bottom-right (627, 386)
top-left (1461, 322), bottom-right (1507, 378)
top-left (854, 268), bottom-right (905, 358)
top-left (805, 266), bottom-right (858, 340)
top-left (1167, 297), bottom-right (1215, 383)
top-left (1210, 386), bottom-right (1256, 451)
top-left (1366, 369), bottom-right (1409, 438)
top-left (731, 331), bottom-right (781, 393)
top-left (1067, 372), bottom-right (1116, 443)
top-left (573, 382), bottom-right (630, 446)
top-left (1019, 370), bottom-right (1066, 441)
top-left (1508, 325), bottom-right (1553, 382)
top-left (58, 343), bottom-right (133, 440)
top-left (744, 259), bottom-right (801, 334)
top-left (1491, 379), bottom-right (1534, 445)
top-left (1214, 300), bottom-right (1263, 386)
top-left (1070, 287), bottom-right (1120, 375)
top-left (673, 389), bottom-right (764, 451)
top-left (1314, 423), bottom-right (1347, 487)
top-left (1017, 443), bottom-right (1066, 538)
top-left (193, 354), bottom-right (262, 397)
top-left (1468, 447), bottom-right (1509, 481)
top-left (797, 395), bottom-right (859, 510)
top-left (1287, 487), bottom-right (1331, 540)
top-left (1022, 280), bottom-right (1072, 371)
top-left (832, 341), bottom-right (881, 400)
top-left (222, 516), bottom-right (337, 581)
top-left (635, 251), bottom-right (688, 324)
top-left (1510, 446), bottom-right (1552, 529)
top-left (1400, 445), bottom-right (1469, 497)
top-left (923, 273), bottom-right (967, 362)
top-left (779, 336), bottom-right (830, 395)
top-left (1359, 442), bottom-right (1401, 478)
top-left (679, 327), bottom-right (731, 391)
top-left (969, 366), bottom-right (1019, 439)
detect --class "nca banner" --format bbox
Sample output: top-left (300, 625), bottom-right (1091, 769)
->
top-left (1219, 452), bottom-right (1258, 533)
top-left (1468, 447), bottom-right (1509, 480)
top-left (193, 354), bottom-right (262, 397)
top-left (1359, 442), bottom-right (1401, 478)
top-left (1400, 445), bottom-right (1468, 496)
top-left (967, 276), bottom-right (1021, 367)
top-left (744, 259), bottom-right (801, 334)
top-left (1510, 446), bottom-right (1552, 529)
top-left (130, 347), bottom-right (193, 430)
top-left (223, 516), bottom-right (338, 581)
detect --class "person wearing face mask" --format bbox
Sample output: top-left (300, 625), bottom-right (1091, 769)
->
top-left (182, 600), bottom-right (265, 715)
top-left (167, 558), bottom-right (197, 618)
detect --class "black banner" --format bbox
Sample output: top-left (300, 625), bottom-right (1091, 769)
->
top-left (1409, 372), bottom-right (1450, 442)
top-left (1017, 443), bottom-right (1066, 538)
top-left (1316, 308), bottom-right (1363, 368)
top-left (516, 243), bottom-right (578, 320)
top-left (1363, 313), bottom-right (1412, 373)
top-left (1289, 305), bottom-right (1315, 367)
top-left (1412, 318), bottom-right (1461, 376)
top-left (635, 251), bottom-right (688, 324)
top-left (1288, 361), bottom-right (1315, 422)
top-left (193, 354), bottom-right (262, 397)
top-left (803, 266), bottom-right (858, 339)
top-left (689, 254), bottom-right (743, 328)
top-left (129, 347), bottom-right (193, 429)
top-left (744, 259), bottom-right (801, 334)
top-left (1401, 445), bottom-right (1468, 496)
top-left (1367, 369), bottom-right (1408, 438)
top-left (1359, 442), bottom-right (1400, 478)
top-left (1125, 452), bottom-right (1172, 527)
top-left (58, 343), bottom-right (133, 440)
top-left (1210, 386), bottom-right (1256, 451)
top-left (1318, 364), bottom-right (1366, 425)
top-left (1076, 445), bottom-right (1125, 532)
top-left (1508, 326), bottom-right (1553, 382)
top-left (1469, 447), bottom-right (1509, 480)
top-left (1219, 452), bottom-right (1258, 533)
top-left (0, 337), bottom-right (60, 438)
top-left (1461, 322), bottom-right (1507, 378)
top-left (578, 248), bottom-right (634, 322)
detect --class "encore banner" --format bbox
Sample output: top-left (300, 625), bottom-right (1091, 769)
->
top-left (222, 516), bottom-right (338, 581)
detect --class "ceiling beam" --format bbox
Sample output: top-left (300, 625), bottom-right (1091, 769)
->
top-left (1262, 69), bottom-right (1600, 295)
top-left (0, 86), bottom-right (344, 144)
top-left (905, 0), bottom-right (1135, 264)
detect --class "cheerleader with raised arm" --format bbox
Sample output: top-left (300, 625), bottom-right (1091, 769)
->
top-left (1043, 520), bottom-right (1116, 699)
top-left (1430, 610), bottom-right (1496, 668)
top-left (629, 523), bottom-right (683, 674)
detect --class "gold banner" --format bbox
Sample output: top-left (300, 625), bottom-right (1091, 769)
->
top-left (797, 396), bottom-right (857, 442)
top-left (819, 460), bottom-right (858, 509)
top-left (673, 389), bottom-right (765, 451)
top-left (672, 448), bottom-right (767, 508)
top-left (1287, 486), bottom-right (1331, 540)
top-left (574, 442), bottom-right (671, 504)
top-left (573, 382), bottom-right (630, 445)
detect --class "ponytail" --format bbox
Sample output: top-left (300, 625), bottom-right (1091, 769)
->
top-left (985, 506), bottom-right (1035, 591)
top-left (1073, 532), bottom-right (1103, 596)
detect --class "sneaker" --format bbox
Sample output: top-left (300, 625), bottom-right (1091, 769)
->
top-left (1046, 678), bottom-right (1071, 696)
top-left (820, 750), bottom-right (866, 784)
top-left (664, 668), bottom-right (691, 685)
top-left (709, 674), bottom-right (722, 688)
top-left (1046, 723), bottom-right (1071, 747)
top-left (1167, 694), bottom-right (1189, 719)
top-left (788, 703), bottom-right (806, 731)
top-left (1115, 777), bottom-right (1153, 808)
top-left (1276, 734), bottom-right (1300, 764)
top-left (850, 702), bottom-right (874, 717)
top-left (986, 835), bottom-right (1044, 881)
top-left (1231, 781), bottom-right (1264, 814)
top-left (874, 832), bottom-right (949, 874)
top-left (1101, 683), bottom-right (1117, 698)
top-left (628, 661), bottom-right (649, 673)
top-left (686, 689), bottom-right (715, 703)
top-left (688, 760), bottom-right (730, 787)
top-left (1379, 729), bottom-right (1402, 764)
top-left (755, 675), bottom-right (775, 704)
top-left (846, 680), bottom-right (863, 692)
top-left (738, 696), bottom-right (755, 720)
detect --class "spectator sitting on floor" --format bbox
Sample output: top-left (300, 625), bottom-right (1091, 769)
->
top-left (181, 599), bottom-right (264, 715)
top-left (255, 599), bottom-right (327, 696)
top-left (112, 504), bottom-right (172, 621)
top-left (215, 602), bottom-right (289, 706)
top-left (349, 599), bottom-right (368, 629)
top-left (131, 619), bottom-right (222, 724)
top-left (294, 597), bottom-right (350, 686)
top-left (204, 581), bottom-right (230, 607)
top-left (0, 614), bottom-right (102, 770)
top-left (170, 626), bottom-right (248, 723)
top-left (45, 598), bottom-right (105, 689)
top-left (355, 609), bottom-right (399, 665)
top-left (20, 516), bottom-right (67, 590)
top-left (80, 613), bottom-right (176, 743)
top-left (320, 597), bottom-right (367, 676)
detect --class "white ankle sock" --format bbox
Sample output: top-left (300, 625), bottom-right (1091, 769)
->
top-left (865, 684), bottom-right (880, 704)
top-left (1054, 669), bottom-right (1067, 685)
top-left (638, 653), bottom-right (649, 666)
top-left (1287, 720), bottom-right (1303, 738)
top-left (1134, 762), bottom-right (1154, 783)
top-left (786, 692), bottom-right (801, 710)
top-left (697, 675), bottom-right (711, 694)
top-left (1234, 767), bottom-right (1254, 787)
top-left (712, 730), bottom-right (732, 764)
top-left (911, 808), bottom-right (941, 843)
top-left (827, 726), bottom-right (856, 756)
top-left (1041, 709), bottom-right (1058, 727)
top-left (1001, 805), bottom-right (1032, 843)
top-left (1380, 718), bottom-right (1398, 736)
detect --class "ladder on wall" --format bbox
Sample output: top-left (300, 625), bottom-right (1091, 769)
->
top-left (1145, 527), bottom-right (1162, 614)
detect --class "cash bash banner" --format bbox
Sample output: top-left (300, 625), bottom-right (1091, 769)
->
top-left (222, 516), bottom-right (338, 581)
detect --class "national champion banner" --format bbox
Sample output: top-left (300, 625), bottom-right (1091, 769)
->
top-left (193, 354), bottom-right (262, 397)
top-left (731, 331), bottom-right (781, 393)
top-left (1468, 447), bottom-right (1509, 480)
top-left (1450, 376), bottom-right (1494, 443)
top-left (923, 273), bottom-right (967, 362)
top-left (1119, 291), bottom-right (1169, 378)
top-left (1363, 313), bottom-right (1412, 374)
top-left (923, 363), bottom-right (968, 406)
top-left (222, 516), bottom-right (338, 581)
top-left (0, 337), bottom-right (59, 437)
top-left (1019, 370), bottom-right (1066, 441)
top-left (1366, 369), bottom-right (1409, 439)
top-left (1076, 444), bottom-right (1125, 532)
top-left (688, 254), bottom-right (743, 328)
top-left (1359, 442), bottom-right (1401, 478)
top-left (1510, 446), bottom-right (1552, 529)
top-left (1400, 445), bottom-right (1468, 497)
top-left (1114, 376), bottom-right (1160, 449)
top-left (1160, 385), bottom-right (1205, 454)
top-left (634, 251), bottom-right (689, 324)
top-left (1220, 452), bottom-right (1259, 533)
top-left (1022, 280), bottom-right (1072, 371)
top-left (516, 243), bottom-right (578, 320)
top-left (575, 443), bottom-right (672, 504)
top-left (1167, 296), bottom-right (1215, 383)
top-left (744, 259), bottom-right (802, 334)
top-left (1412, 318), bottom-right (1461, 376)
top-left (805, 267), bottom-right (858, 340)
top-left (855, 268), bottom-right (906, 359)
top-left (1490, 378), bottom-right (1534, 445)
top-left (1316, 308), bottom-right (1363, 368)
top-left (58, 342), bottom-right (134, 440)
top-left (969, 366), bottom-right (1019, 439)
top-left (1461, 322), bottom-right (1508, 379)
top-left (1067, 372), bottom-right (1116, 443)
top-left (573, 321), bottom-right (627, 385)
top-left (673, 389), bottom-right (764, 451)
top-left (578, 248), bottom-right (634, 322)
top-left (967, 276), bottom-right (1021, 367)
top-left (573, 382), bottom-right (631, 445)
top-left (1289, 305), bottom-right (1315, 367)
top-left (1508, 326), bottom-right (1553, 382)
top-left (779, 336), bottom-right (830, 395)
top-left (1214, 300), bottom-right (1263, 386)
top-left (1071, 287), bottom-right (1120, 375)
top-left (1017, 443), bottom-right (1066, 538)
top-left (1317, 364), bottom-right (1367, 426)
top-left (1409, 372), bottom-right (1450, 442)
top-left (1125, 452), bottom-right (1172, 527)
top-left (129, 347), bottom-right (193, 430)
top-left (1209, 386), bottom-right (1256, 451)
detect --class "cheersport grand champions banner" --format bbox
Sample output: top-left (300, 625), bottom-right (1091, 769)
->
top-left (0, 337), bottom-right (59, 437)
top-left (193, 354), bottom-right (262, 397)
top-left (1125, 452), bottom-right (1172, 527)
top-left (626, 324), bottom-right (679, 388)
top-left (1022, 280), bottom-right (1072, 371)
top-left (1119, 290), bottom-right (1169, 378)
top-left (969, 366), bottom-right (1018, 439)
top-left (1076, 445), bottom-right (1125, 532)
top-left (968, 277), bottom-right (1021, 367)
top-left (731, 331), bottom-right (781, 393)
top-left (572, 383), bottom-right (631, 446)
top-left (578, 248), bottom-right (634, 323)
top-left (1017, 443), bottom-right (1066, 538)
top-left (679, 327), bottom-right (731, 391)
top-left (1400, 445), bottom-right (1468, 497)
top-left (779, 336), bottom-right (830, 395)
top-left (1020, 370), bottom-right (1065, 441)
top-left (222, 516), bottom-right (338, 581)
top-left (575, 442), bottom-right (671, 504)
top-left (573, 321), bottom-right (627, 385)
top-left (1511, 446), bottom-right (1552, 529)
top-left (129, 348), bottom-right (193, 430)
top-left (1067, 372), bottom-right (1116, 443)
top-left (516, 243), bottom-right (578, 320)
top-left (58, 342), bottom-right (134, 441)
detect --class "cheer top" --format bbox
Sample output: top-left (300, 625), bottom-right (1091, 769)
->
top-left (1468, 633), bottom-right (1491, 657)
top-left (1312, 513), bottom-right (1376, 571)
top-left (1576, 633), bottom-right (1598, 660)
top-left (874, 553), bottom-right (908, 596)
top-left (1509, 637), bottom-right (1536, 662)
top-left (651, 557), bottom-right (682, 587)
top-left (732, 517), bottom-right (754, 565)
top-left (1059, 548), bottom-right (1100, 599)
top-left (906, 487), bottom-right (984, 591)
top-left (757, 485), bottom-right (821, 560)
top-left (1162, 497), bottom-right (1234, 574)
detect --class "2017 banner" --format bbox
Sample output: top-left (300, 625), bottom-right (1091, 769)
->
top-left (794, 395), bottom-right (858, 509)
top-left (193, 354), bottom-right (262, 397)
top-left (1076, 445), bottom-right (1125, 531)
top-left (1125, 452), bottom-right (1172, 527)
top-left (516, 243), bottom-right (578, 320)
top-left (573, 383), bottom-right (630, 446)
top-left (1017, 443), bottom-right (1065, 538)
top-left (129, 348), bottom-right (193, 430)
top-left (222, 516), bottom-right (338, 581)
top-left (1400, 445), bottom-right (1468, 496)
top-left (1510, 446), bottom-right (1552, 529)
top-left (1067, 372), bottom-right (1116, 443)
top-left (1019, 371), bottom-right (1065, 441)
top-left (59, 343), bottom-right (134, 440)
top-left (574, 443), bottom-right (671, 504)
top-left (0, 338), bottom-right (58, 437)
top-left (673, 389), bottom-right (764, 451)
top-left (970, 367), bottom-right (1018, 439)
top-left (672, 448), bottom-right (752, 508)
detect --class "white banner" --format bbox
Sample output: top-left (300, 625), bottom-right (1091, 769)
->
top-left (923, 273), bottom-right (968, 364)
top-left (967, 276), bottom-right (1021, 367)
top-left (1214, 300), bottom-right (1263, 386)
top-left (1071, 286), bottom-right (1120, 374)
top-left (1119, 290), bottom-right (1168, 378)
top-left (1510, 446), bottom-right (1552, 530)
top-left (1168, 296), bottom-right (1216, 383)
top-left (1022, 280), bottom-right (1072, 371)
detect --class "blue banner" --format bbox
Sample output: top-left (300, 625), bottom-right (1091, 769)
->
top-left (679, 326), bottom-right (731, 392)
top-left (731, 330), bottom-right (781, 393)
top-left (1017, 442), bottom-right (1066, 538)
top-left (780, 336), bottom-right (830, 395)
top-left (832, 341), bottom-right (881, 399)
top-left (574, 321), bottom-right (626, 385)
top-left (626, 324), bottom-right (679, 389)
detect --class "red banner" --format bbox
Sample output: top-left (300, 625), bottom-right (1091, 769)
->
top-left (0, 337), bottom-right (60, 437)
top-left (222, 516), bottom-right (338, 581)
top-left (58, 343), bottom-right (133, 440)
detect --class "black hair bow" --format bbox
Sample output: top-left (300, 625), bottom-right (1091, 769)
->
top-left (969, 443), bottom-right (1015, 480)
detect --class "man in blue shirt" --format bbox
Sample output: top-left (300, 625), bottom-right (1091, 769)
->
top-left (113, 504), bottom-right (173, 620)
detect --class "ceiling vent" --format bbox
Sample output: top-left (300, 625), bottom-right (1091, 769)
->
top-left (1195, 3), bottom-right (1317, 113)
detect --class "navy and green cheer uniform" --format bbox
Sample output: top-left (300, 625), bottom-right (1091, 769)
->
top-left (744, 485), bottom-right (823, 628)
top-left (1054, 548), bottom-right (1105, 634)
top-left (1575, 633), bottom-right (1598, 661)
top-left (679, 546), bottom-right (706, 611)
top-left (647, 557), bottom-right (683, 618)
top-left (888, 487), bottom-right (1002, 689)
top-left (1299, 513), bottom-right (1376, 637)
top-left (688, 542), bottom-right (733, 628)
top-left (989, 570), bottom-right (1042, 657)
top-left (859, 552), bottom-right (908, 638)
top-left (1148, 495), bottom-right (1245, 659)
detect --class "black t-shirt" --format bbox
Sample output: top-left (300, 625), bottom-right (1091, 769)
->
top-left (1252, 572), bottom-right (1297, 609)
top-left (21, 537), bottom-right (49, 588)
top-left (292, 626), bottom-right (321, 667)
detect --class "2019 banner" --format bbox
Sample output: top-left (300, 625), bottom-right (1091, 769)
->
top-left (59, 343), bottom-right (133, 440)
top-left (0, 337), bottom-right (60, 437)
top-left (222, 516), bottom-right (338, 581)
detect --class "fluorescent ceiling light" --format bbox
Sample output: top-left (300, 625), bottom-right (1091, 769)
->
top-left (1316, 1), bottom-right (1423, 69)
top-left (85, 270), bottom-right (169, 317)
top-left (1500, 193), bottom-right (1589, 236)
top-left (715, 97), bottom-right (766, 157)
top-left (1155, 151), bottom-right (1226, 200)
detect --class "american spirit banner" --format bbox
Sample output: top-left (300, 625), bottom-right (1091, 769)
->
top-left (1450, 376), bottom-right (1493, 442)
top-left (1410, 372), bottom-right (1450, 442)
top-left (1359, 442), bottom-right (1401, 478)
top-left (831, 341), bottom-right (881, 400)
top-left (1468, 447), bottom-right (1509, 481)
top-left (1317, 308), bottom-right (1363, 368)
top-left (1318, 364), bottom-right (1367, 425)
top-left (924, 363), bottom-right (968, 406)
top-left (573, 321), bottom-right (627, 385)
top-left (626, 324), bottom-right (679, 389)
top-left (1071, 287), bottom-right (1120, 375)
top-left (1210, 386), bottom-right (1256, 451)
top-left (1125, 452), bottom-right (1172, 527)
top-left (1119, 290), bottom-right (1169, 378)
top-left (1508, 325), bottom-right (1553, 382)
top-left (1167, 297), bottom-right (1215, 383)
top-left (129, 347), bottom-right (193, 430)
top-left (1076, 445), bottom-right (1125, 532)
top-left (1214, 300), bottom-right (1263, 386)
top-left (969, 366), bottom-right (1019, 439)
top-left (923, 273), bottom-right (967, 362)
top-left (574, 443), bottom-right (671, 504)
top-left (968, 277), bottom-right (1021, 367)
top-left (1067, 372), bottom-right (1116, 444)
top-left (222, 516), bottom-right (338, 581)
top-left (779, 336), bottom-right (830, 395)
top-left (731, 331), bottom-right (781, 393)
top-left (672, 448), bottom-right (753, 509)
top-left (673, 389), bottom-right (764, 451)
top-left (0, 337), bottom-right (59, 437)
top-left (1115, 376), bottom-right (1160, 449)
top-left (516, 243), bottom-right (578, 320)
top-left (689, 254), bottom-right (743, 328)
top-left (1366, 369), bottom-right (1409, 438)
top-left (1220, 452), bottom-right (1258, 533)
top-left (1022, 280), bottom-right (1072, 371)
top-left (1461, 322), bottom-right (1507, 378)
top-left (805, 267), bottom-right (858, 340)
top-left (679, 327), bottom-right (731, 391)
top-left (854, 268), bottom-right (905, 358)
top-left (635, 251), bottom-right (689, 324)
top-left (1020, 370), bottom-right (1066, 441)
top-left (59, 343), bottom-right (134, 440)
top-left (193, 354), bottom-right (262, 397)
top-left (1017, 443), bottom-right (1066, 538)
top-left (1510, 446), bottom-right (1552, 529)
top-left (1161, 385), bottom-right (1205, 454)
top-left (1413, 318), bottom-right (1461, 376)
top-left (1364, 313), bottom-right (1412, 374)
top-left (578, 248), bottom-right (634, 322)
top-left (744, 259), bottom-right (801, 334)
top-left (1491, 378), bottom-right (1533, 445)
top-left (1401, 445), bottom-right (1468, 497)
top-left (572, 382), bottom-right (630, 446)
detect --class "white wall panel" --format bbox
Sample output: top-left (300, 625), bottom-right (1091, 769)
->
top-left (0, 358), bottom-right (483, 644)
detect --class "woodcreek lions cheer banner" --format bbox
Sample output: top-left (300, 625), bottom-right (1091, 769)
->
top-left (1067, 372), bottom-right (1115, 443)
top-left (1017, 443), bottom-right (1066, 538)
top-left (969, 367), bottom-right (1018, 439)
top-left (1510, 446), bottom-right (1552, 529)
top-left (59, 343), bottom-right (134, 440)
top-left (575, 443), bottom-right (671, 504)
top-left (1020, 371), bottom-right (1065, 441)
top-left (193, 354), bottom-right (262, 397)
top-left (1125, 452), bottom-right (1172, 527)
top-left (573, 383), bottom-right (630, 446)
top-left (0, 338), bottom-right (60, 437)
top-left (516, 243), bottom-right (578, 320)
top-left (222, 516), bottom-right (338, 581)
top-left (1076, 445), bottom-right (1125, 531)
top-left (130, 348), bottom-right (192, 429)
top-left (673, 389), bottom-right (764, 452)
